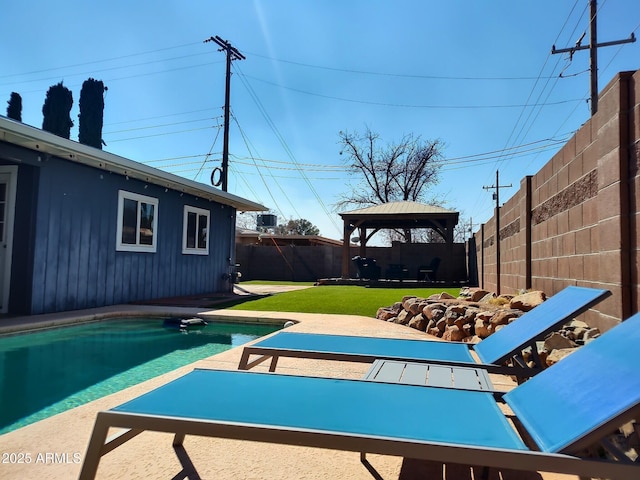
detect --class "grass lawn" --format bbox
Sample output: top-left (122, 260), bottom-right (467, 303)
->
top-left (230, 284), bottom-right (462, 317)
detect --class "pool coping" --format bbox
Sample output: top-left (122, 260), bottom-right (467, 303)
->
top-left (0, 304), bottom-right (294, 336)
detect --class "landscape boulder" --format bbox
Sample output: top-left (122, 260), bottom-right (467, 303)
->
top-left (510, 290), bottom-right (546, 311)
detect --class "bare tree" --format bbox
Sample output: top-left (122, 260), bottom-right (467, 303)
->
top-left (336, 127), bottom-right (444, 242)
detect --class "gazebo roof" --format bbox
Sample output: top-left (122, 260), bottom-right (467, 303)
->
top-left (340, 201), bottom-right (458, 231)
top-left (342, 201), bottom-right (456, 216)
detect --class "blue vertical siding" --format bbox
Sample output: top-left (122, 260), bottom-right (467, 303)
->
top-left (27, 156), bottom-right (235, 314)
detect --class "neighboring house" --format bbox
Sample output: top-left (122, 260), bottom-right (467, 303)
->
top-left (236, 228), bottom-right (343, 247)
top-left (0, 116), bottom-right (265, 315)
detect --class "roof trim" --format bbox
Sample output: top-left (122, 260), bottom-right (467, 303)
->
top-left (0, 116), bottom-right (266, 212)
top-left (340, 201), bottom-right (457, 217)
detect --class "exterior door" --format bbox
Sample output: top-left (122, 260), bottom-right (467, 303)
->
top-left (0, 166), bottom-right (17, 314)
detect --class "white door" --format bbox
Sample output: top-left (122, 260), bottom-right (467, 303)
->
top-left (0, 166), bottom-right (17, 314)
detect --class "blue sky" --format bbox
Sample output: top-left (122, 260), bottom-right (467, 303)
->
top-left (2, 1), bottom-right (639, 241)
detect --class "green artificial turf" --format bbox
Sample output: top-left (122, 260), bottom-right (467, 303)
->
top-left (229, 285), bottom-right (462, 317)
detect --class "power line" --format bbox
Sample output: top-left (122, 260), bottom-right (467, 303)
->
top-left (106, 125), bottom-right (221, 143)
top-left (141, 135), bottom-right (570, 170)
top-left (233, 62), bottom-right (342, 235)
top-left (0, 41), bottom-right (202, 80)
top-left (0, 53), bottom-right (216, 88)
top-left (231, 112), bottom-right (302, 220)
top-left (103, 116), bottom-right (223, 135)
top-left (238, 73), bottom-right (583, 110)
top-left (245, 51), bottom-right (558, 81)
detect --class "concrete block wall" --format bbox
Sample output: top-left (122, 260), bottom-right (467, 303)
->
top-left (475, 70), bottom-right (640, 331)
top-left (237, 242), bottom-right (468, 283)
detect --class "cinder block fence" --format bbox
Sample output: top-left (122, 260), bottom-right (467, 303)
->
top-left (474, 70), bottom-right (640, 332)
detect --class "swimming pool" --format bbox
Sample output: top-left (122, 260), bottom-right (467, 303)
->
top-left (0, 318), bottom-right (281, 434)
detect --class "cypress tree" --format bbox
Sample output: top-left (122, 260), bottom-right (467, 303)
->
top-left (7, 92), bottom-right (22, 121)
top-left (42, 82), bottom-right (74, 138)
top-left (78, 78), bottom-right (106, 149)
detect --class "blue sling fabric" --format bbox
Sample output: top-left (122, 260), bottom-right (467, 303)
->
top-left (504, 312), bottom-right (640, 453)
top-left (113, 369), bottom-right (527, 451)
top-left (252, 331), bottom-right (477, 363)
top-left (473, 286), bottom-right (609, 364)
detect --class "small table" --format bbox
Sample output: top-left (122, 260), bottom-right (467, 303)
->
top-left (363, 359), bottom-right (494, 391)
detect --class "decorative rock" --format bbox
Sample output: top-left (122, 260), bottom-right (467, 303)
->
top-left (510, 291), bottom-right (546, 311)
top-left (394, 310), bottom-right (414, 325)
top-left (567, 319), bottom-right (589, 329)
top-left (408, 301), bottom-right (427, 316)
top-left (448, 304), bottom-right (467, 315)
top-left (402, 297), bottom-right (418, 311)
top-left (444, 310), bottom-right (460, 325)
top-left (475, 318), bottom-right (491, 338)
top-left (401, 295), bottom-right (417, 305)
top-left (476, 311), bottom-right (495, 322)
top-left (583, 327), bottom-right (601, 342)
top-left (565, 327), bottom-right (588, 341)
top-left (454, 317), bottom-right (469, 331)
top-left (408, 314), bottom-right (428, 331)
top-left (546, 347), bottom-right (577, 366)
top-left (442, 325), bottom-right (468, 342)
top-left (423, 303), bottom-right (445, 320)
top-left (479, 292), bottom-right (496, 303)
top-left (435, 318), bottom-right (447, 333)
top-left (544, 332), bottom-right (577, 350)
top-left (438, 292), bottom-right (456, 300)
top-left (470, 289), bottom-right (492, 302)
top-left (463, 307), bottom-right (479, 322)
top-left (490, 310), bottom-right (519, 327)
top-left (376, 307), bottom-right (397, 321)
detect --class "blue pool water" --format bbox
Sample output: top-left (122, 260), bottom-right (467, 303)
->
top-left (0, 318), bottom-right (280, 434)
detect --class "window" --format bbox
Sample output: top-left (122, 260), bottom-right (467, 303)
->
top-left (116, 190), bottom-right (158, 252)
top-left (182, 205), bottom-right (210, 255)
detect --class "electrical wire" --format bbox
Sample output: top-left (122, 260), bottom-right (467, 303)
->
top-left (233, 62), bottom-right (342, 235)
top-left (0, 41), bottom-right (202, 80)
top-left (231, 111), bottom-right (301, 220)
top-left (245, 51), bottom-right (558, 81)
top-left (237, 73), bottom-right (583, 110)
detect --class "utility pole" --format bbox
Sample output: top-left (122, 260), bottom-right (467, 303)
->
top-left (552, 0), bottom-right (635, 116)
top-left (483, 170), bottom-right (511, 294)
top-left (204, 35), bottom-right (245, 191)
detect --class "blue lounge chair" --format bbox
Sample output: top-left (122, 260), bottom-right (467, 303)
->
top-left (80, 313), bottom-right (640, 479)
top-left (239, 286), bottom-right (610, 380)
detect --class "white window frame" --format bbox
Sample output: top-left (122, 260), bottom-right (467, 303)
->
top-left (182, 205), bottom-right (210, 255)
top-left (116, 190), bottom-right (158, 253)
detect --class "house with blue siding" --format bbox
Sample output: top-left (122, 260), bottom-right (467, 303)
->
top-left (0, 116), bottom-right (265, 315)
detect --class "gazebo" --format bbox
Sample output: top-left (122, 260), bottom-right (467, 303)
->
top-left (339, 201), bottom-right (459, 280)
